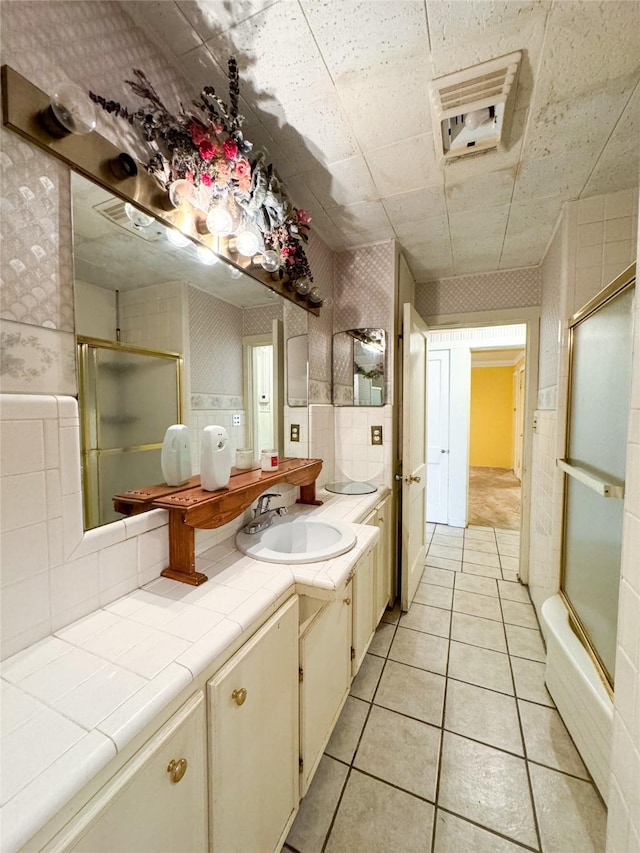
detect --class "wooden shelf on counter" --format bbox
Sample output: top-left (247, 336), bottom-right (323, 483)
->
top-left (116, 458), bottom-right (323, 586)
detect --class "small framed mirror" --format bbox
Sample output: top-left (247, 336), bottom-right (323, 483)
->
top-left (333, 329), bottom-right (386, 406)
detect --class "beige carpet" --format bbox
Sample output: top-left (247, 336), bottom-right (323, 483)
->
top-left (468, 466), bottom-right (521, 530)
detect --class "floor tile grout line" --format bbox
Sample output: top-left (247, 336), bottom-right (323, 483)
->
top-left (434, 805), bottom-right (538, 852)
top-left (429, 625), bottom-right (452, 853)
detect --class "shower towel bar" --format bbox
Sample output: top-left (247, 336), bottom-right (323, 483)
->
top-left (557, 459), bottom-right (624, 499)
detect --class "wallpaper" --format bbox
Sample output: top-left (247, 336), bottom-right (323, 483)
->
top-left (307, 234), bottom-right (336, 398)
top-left (189, 288), bottom-right (243, 396)
top-left (242, 302), bottom-right (283, 338)
top-left (415, 266), bottom-right (542, 318)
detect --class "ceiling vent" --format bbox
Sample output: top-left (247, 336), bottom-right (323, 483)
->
top-left (430, 52), bottom-right (521, 164)
top-left (93, 198), bottom-right (164, 242)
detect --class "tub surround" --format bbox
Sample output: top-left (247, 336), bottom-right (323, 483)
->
top-left (0, 486), bottom-right (384, 853)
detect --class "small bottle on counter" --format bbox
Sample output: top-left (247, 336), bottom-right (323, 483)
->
top-left (235, 448), bottom-right (254, 470)
top-left (261, 449), bottom-right (279, 472)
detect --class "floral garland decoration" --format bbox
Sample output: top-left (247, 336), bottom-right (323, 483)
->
top-left (89, 58), bottom-right (312, 284)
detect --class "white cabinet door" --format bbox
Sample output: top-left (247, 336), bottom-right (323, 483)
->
top-left (299, 588), bottom-right (352, 794)
top-left (352, 548), bottom-right (375, 675)
top-left (208, 597), bottom-right (299, 853)
top-left (54, 693), bottom-right (207, 853)
top-left (375, 496), bottom-right (393, 619)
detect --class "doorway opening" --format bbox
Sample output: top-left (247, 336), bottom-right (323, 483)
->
top-left (425, 324), bottom-right (527, 532)
top-left (243, 320), bottom-right (284, 463)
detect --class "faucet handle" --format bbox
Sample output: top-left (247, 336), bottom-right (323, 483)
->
top-left (256, 492), bottom-right (281, 513)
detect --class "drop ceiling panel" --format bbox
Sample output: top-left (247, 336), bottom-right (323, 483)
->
top-left (176, 0), bottom-right (278, 41)
top-left (445, 169), bottom-right (516, 214)
top-left (333, 56), bottom-right (433, 152)
top-left (382, 186), bottom-right (448, 229)
top-left (583, 84), bottom-right (640, 198)
top-left (300, 156), bottom-right (378, 209)
top-left (365, 132), bottom-right (440, 197)
top-left (513, 155), bottom-right (595, 203)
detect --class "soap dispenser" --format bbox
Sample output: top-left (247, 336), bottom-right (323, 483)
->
top-left (161, 424), bottom-right (192, 486)
top-left (201, 425), bottom-right (232, 491)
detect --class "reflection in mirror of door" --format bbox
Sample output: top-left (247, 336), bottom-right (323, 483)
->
top-left (332, 329), bottom-right (386, 406)
top-left (71, 172), bottom-right (308, 529)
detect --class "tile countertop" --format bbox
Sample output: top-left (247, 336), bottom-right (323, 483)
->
top-left (0, 487), bottom-right (389, 853)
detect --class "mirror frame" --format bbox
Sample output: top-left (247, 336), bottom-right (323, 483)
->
top-left (332, 328), bottom-right (387, 406)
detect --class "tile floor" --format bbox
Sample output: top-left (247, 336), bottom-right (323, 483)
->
top-left (284, 524), bottom-right (607, 853)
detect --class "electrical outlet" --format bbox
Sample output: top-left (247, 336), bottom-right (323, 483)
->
top-left (290, 423), bottom-right (300, 442)
top-left (371, 425), bottom-right (383, 445)
top-left (232, 414), bottom-right (241, 427)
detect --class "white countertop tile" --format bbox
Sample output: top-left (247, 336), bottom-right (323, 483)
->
top-left (0, 706), bottom-right (87, 805)
top-left (51, 664), bottom-right (147, 730)
top-left (193, 584), bottom-right (253, 614)
top-left (0, 731), bottom-right (116, 853)
top-left (82, 617), bottom-right (154, 661)
top-left (18, 647), bottom-right (108, 704)
top-left (54, 607), bottom-right (121, 646)
top-left (0, 681), bottom-right (48, 739)
top-left (96, 663), bottom-right (192, 751)
top-left (228, 588), bottom-right (278, 631)
top-left (113, 631), bottom-right (192, 680)
top-left (160, 606), bottom-right (226, 642)
top-left (1, 636), bottom-right (71, 683)
top-left (174, 619), bottom-right (243, 679)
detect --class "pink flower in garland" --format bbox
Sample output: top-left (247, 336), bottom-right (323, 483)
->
top-left (189, 120), bottom-right (208, 145)
top-left (199, 139), bottom-right (218, 160)
top-left (200, 173), bottom-right (212, 187)
top-left (223, 138), bottom-right (238, 160)
top-left (235, 157), bottom-right (252, 193)
top-left (215, 160), bottom-right (231, 188)
top-left (297, 209), bottom-right (311, 226)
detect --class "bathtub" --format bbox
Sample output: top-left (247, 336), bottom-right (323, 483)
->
top-left (541, 594), bottom-right (613, 801)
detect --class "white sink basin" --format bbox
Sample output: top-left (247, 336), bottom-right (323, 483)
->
top-left (236, 516), bottom-right (357, 564)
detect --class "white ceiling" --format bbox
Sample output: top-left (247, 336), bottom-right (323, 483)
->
top-left (121, 0), bottom-right (640, 281)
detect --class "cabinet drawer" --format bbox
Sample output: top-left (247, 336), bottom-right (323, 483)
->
top-left (47, 693), bottom-right (207, 853)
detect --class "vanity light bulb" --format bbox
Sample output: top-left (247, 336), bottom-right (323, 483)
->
top-left (168, 179), bottom-right (197, 209)
top-left (124, 203), bottom-right (154, 229)
top-left (197, 245), bottom-right (218, 266)
top-left (166, 227), bottom-right (190, 248)
top-left (308, 287), bottom-right (323, 304)
top-left (235, 230), bottom-right (261, 258)
top-left (295, 279), bottom-right (311, 296)
top-left (260, 250), bottom-right (280, 273)
top-left (229, 266), bottom-right (244, 279)
top-left (48, 83), bottom-right (97, 136)
top-left (205, 206), bottom-right (233, 236)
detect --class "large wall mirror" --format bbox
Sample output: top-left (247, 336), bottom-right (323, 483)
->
top-left (72, 172), bottom-right (309, 529)
top-left (333, 329), bottom-right (386, 406)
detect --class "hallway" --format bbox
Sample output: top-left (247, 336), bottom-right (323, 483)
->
top-left (285, 525), bottom-right (606, 852)
top-left (467, 466), bottom-right (522, 531)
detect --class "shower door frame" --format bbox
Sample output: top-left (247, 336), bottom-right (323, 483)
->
top-left (77, 336), bottom-right (184, 529)
top-left (559, 262), bottom-right (635, 694)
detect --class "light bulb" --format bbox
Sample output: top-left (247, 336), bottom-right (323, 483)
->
top-left (235, 229), bottom-right (261, 257)
top-left (205, 206), bottom-right (233, 236)
top-left (197, 245), bottom-right (218, 265)
top-left (47, 83), bottom-right (97, 136)
top-left (166, 227), bottom-right (190, 248)
top-left (168, 179), bottom-right (197, 209)
top-left (295, 279), bottom-right (311, 296)
top-left (260, 250), bottom-right (280, 273)
top-left (229, 266), bottom-right (243, 279)
top-left (308, 287), bottom-right (323, 304)
top-left (463, 108), bottom-right (491, 130)
top-left (124, 203), bottom-right (154, 229)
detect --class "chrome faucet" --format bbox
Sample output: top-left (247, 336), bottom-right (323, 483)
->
top-left (244, 492), bottom-right (287, 534)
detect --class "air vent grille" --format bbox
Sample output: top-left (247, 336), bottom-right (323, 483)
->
top-left (93, 198), bottom-right (164, 242)
top-left (430, 52), bottom-right (521, 163)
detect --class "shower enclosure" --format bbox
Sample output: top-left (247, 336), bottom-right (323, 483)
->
top-left (77, 338), bottom-right (182, 529)
top-left (560, 266), bottom-right (635, 688)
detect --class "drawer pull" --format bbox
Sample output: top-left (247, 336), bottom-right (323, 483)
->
top-left (343, 597), bottom-right (351, 605)
top-left (167, 758), bottom-right (188, 783)
top-left (232, 687), bottom-right (248, 706)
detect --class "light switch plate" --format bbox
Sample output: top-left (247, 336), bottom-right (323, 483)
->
top-left (290, 424), bottom-right (300, 442)
top-left (232, 414), bottom-right (241, 427)
top-left (371, 425), bottom-right (383, 445)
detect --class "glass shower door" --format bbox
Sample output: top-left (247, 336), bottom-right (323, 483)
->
top-left (78, 340), bottom-right (182, 529)
top-left (561, 268), bottom-right (635, 686)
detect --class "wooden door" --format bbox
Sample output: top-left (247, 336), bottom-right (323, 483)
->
top-left (208, 597), bottom-right (299, 853)
top-left (401, 304), bottom-right (428, 610)
top-left (426, 350), bottom-right (450, 524)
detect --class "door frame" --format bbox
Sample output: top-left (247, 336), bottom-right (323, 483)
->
top-left (422, 306), bottom-right (540, 584)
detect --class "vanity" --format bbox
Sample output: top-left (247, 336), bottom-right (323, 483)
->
top-left (2, 486), bottom-right (392, 853)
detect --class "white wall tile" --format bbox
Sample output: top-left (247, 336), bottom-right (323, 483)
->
top-left (0, 421), bottom-right (44, 476)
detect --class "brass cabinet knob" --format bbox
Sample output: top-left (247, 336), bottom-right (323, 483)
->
top-left (343, 597), bottom-right (351, 605)
top-left (378, 516), bottom-right (384, 523)
top-left (406, 474), bottom-right (421, 484)
top-left (167, 758), bottom-right (188, 783)
top-left (232, 687), bottom-right (248, 706)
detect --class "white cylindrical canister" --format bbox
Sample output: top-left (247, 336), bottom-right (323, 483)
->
top-left (261, 449), bottom-right (279, 472)
top-left (161, 424), bottom-right (191, 486)
top-left (235, 448), bottom-right (254, 470)
top-left (201, 425), bottom-right (232, 491)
